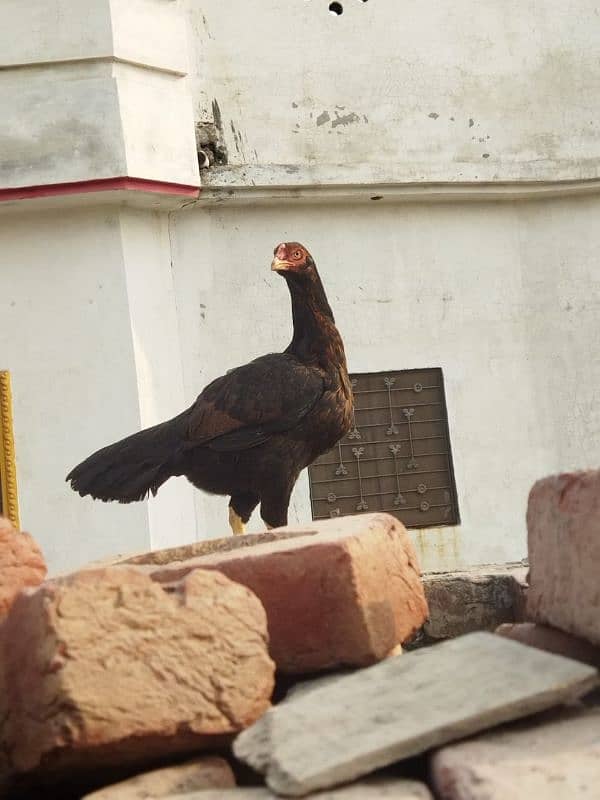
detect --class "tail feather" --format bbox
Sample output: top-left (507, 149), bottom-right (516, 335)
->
top-left (66, 415), bottom-right (188, 503)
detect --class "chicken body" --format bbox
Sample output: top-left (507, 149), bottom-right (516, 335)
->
top-left (66, 242), bottom-right (353, 532)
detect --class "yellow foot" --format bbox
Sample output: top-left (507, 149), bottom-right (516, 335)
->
top-left (229, 507), bottom-right (246, 536)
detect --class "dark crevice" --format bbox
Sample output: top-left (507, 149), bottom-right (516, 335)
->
top-left (195, 99), bottom-right (229, 169)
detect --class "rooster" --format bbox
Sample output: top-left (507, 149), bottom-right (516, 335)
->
top-left (67, 242), bottom-right (353, 533)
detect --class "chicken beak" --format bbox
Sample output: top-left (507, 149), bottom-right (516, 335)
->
top-left (271, 257), bottom-right (291, 272)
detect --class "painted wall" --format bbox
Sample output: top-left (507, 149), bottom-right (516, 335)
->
top-left (4, 194), bottom-right (597, 574)
top-left (0, 206), bottom-right (198, 574)
top-left (1, 0), bottom-right (599, 575)
top-left (119, 207), bottom-right (198, 550)
top-left (170, 194), bottom-right (600, 572)
top-left (168, 0), bottom-right (600, 571)
top-left (185, 0), bottom-right (600, 185)
top-left (0, 0), bottom-right (199, 192)
top-left (0, 208), bottom-right (148, 570)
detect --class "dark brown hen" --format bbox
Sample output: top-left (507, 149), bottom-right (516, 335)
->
top-left (66, 242), bottom-right (353, 532)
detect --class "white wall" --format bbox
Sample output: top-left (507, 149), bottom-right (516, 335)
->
top-left (170, 193), bottom-right (600, 571)
top-left (0, 0), bottom-right (199, 192)
top-left (0, 208), bottom-right (149, 571)
top-left (2, 0), bottom-right (600, 575)
top-left (0, 206), bottom-right (201, 574)
top-left (5, 194), bottom-right (596, 574)
top-left (119, 208), bottom-right (198, 550)
top-left (172, 0), bottom-right (600, 570)
top-left (185, 0), bottom-right (600, 184)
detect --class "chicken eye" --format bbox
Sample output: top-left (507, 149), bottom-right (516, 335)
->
top-left (293, 250), bottom-right (302, 259)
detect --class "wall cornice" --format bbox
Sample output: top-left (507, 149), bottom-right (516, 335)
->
top-left (193, 168), bottom-right (600, 208)
top-left (0, 0), bottom-right (199, 203)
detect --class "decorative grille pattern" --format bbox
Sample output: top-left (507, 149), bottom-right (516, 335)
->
top-left (308, 368), bottom-right (459, 529)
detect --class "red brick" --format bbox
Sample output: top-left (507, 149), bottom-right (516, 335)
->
top-left (149, 513), bottom-right (428, 674)
top-left (0, 567), bottom-right (274, 788)
top-left (527, 470), bottom-right (600, 645)
top-left (496, 622), bottom-right (600, 668)
top-left (83, 756), bottom-right (236, 799)
top-left (0, 517), bottom-right (46, 619)
top-left (431, 707), bottom-right (600, 800)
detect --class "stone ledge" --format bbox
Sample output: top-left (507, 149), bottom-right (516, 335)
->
top-left (193, 166), bottom-right (600, 207)
top-left (407, 562), bottom-right (528, 648)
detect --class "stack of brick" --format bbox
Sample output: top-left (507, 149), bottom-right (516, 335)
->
top-left (142, 513), bottom-right (429, 674)
top-left (432, 469), bottom-right (600, 799)
top-left (0, 513), bottom-right (430, 797)
top-left (1, 488), bottom-right (598, 800)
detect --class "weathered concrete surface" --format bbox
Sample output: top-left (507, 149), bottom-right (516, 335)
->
top-left (0, 567), bottom-right (274, 788)
top-left (410, 564), bottom-right (528, 647)
top-left (83, 757), bottom-right (235, 799)
top-left (527, 470), bottom-right (600, 645)
top-left (234, 632), bottom-right (598, 796)
top-left (284, 647), bottom-right (403, 703)
top-left (148, 514), bottom-right (428, 674)
top-left (187, 2), bottom-right (600, 184)
top-left (166, 778), bottom-right (432, 798)
top-left (496, 623), bottom-right (600, 668)
top-left (0, 517), bottom-right (47, 619)
top-left (431, 707), bottom-right (600, 799)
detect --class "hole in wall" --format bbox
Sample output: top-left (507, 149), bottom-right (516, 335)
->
top-left (309, 1), bottom-right (370, 16)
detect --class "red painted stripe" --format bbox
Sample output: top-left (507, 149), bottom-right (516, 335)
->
top-left (0, 177), bottom-right (200, 203)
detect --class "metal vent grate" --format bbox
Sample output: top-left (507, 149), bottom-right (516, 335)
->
top-left (308, 368), bottom-right (460, 529)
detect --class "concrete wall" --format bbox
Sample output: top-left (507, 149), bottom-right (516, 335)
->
top-left (170, 194), bottom-right (600, 572)
top-left (0, 0), bottom-right (198, 191)
top-left (119, 208), bottom-right (198, 550)
top-left (0, 0), bottom-right (199, 574)
top-left (184, 0), bottom-right (600, 184)
top-left (0, 206), bottom-right (199, 574)
top-left (1, 0), bottom-right (600, 574)
top-left (0, 208), bottom-right (148, 570)
top-left (5, 193), bottom-right (597, 574)
top-left (167, 0), bottom-right (600, 571)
